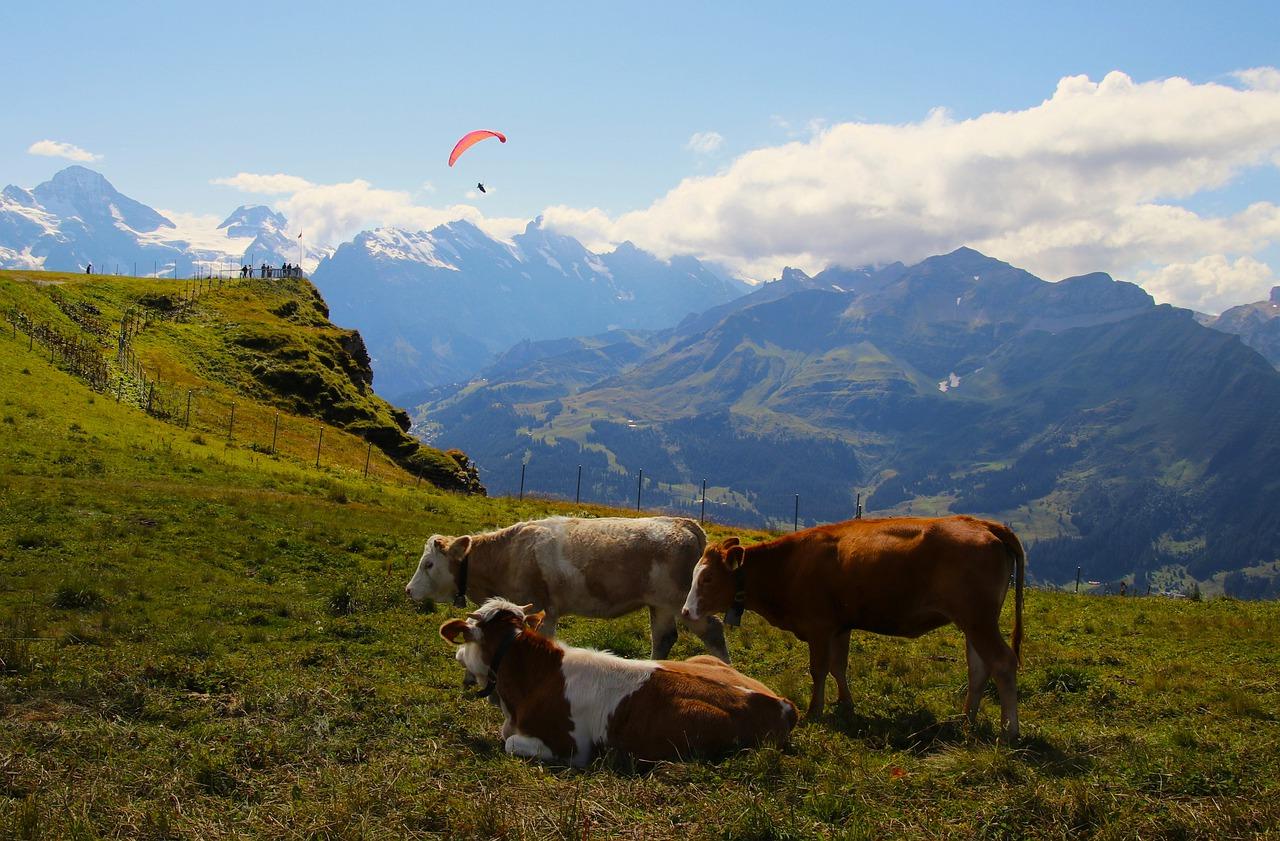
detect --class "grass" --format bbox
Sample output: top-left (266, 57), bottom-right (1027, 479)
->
top-left (1, 271), bottom-right (1279, 838)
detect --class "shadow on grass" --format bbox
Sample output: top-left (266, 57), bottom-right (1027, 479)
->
top-left (818, 702), bottom-right (973, 754)
top-left (819, 703), bottom-right (1096, 776)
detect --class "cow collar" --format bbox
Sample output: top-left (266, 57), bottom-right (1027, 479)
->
top-left (452, 555), bottom-right (469, 609)
top-left (725, 564), bottom-right (748, 627)
top-left (472, 625), bottom-right (520, 700)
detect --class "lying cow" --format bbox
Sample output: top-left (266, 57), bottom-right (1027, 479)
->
top-left (406, 515), bottom-right (729, 662)
top-left (440, 598), bottom-right (796, 765)
top-left (682, 515), bottom-right (1025, 740)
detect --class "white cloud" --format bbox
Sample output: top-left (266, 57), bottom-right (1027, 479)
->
top-left (1233, 67), bottom-right (1280, 92)
top-left (540, 69), bottom-right (1280, 307)
top-left (212, 171), bottom-right (526, 248)
top-left (686, 131), bottom-right (724, 153)
top-left (211, 172), bottom-right (315, 194)
top-left (1136, 255), bottom-right (1276, 314)
top-left (27, 139), bottom-right (101, 162)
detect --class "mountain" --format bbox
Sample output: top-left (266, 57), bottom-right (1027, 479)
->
top-left (413, 247), bottom-right (1280, 594)
top-left (0, 166), bottom-right (323, 276)
top-left (1202, 286), bottom-right (1280, 368)
top-left (309, 218), bottom-right (749, 399)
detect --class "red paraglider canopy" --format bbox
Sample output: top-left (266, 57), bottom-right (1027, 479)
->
top-left (449, 130), bottom-right (507, 167)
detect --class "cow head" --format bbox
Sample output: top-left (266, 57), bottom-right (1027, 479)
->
top-left (439, 597), bottom-right (544, 689)
top-left (682, 537), bottom-right (746, 623)
top-left (405, 535), bottom-right (473, 605)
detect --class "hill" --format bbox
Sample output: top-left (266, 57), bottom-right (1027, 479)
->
top-left (414, 248), bottom-right (1280, 595)
top-left (1, 267), bottom-right (1278, 837)
top-left (0, 269), bottom-right (481, 493)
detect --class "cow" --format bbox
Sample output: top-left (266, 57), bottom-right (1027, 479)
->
top-left (405, 516), bottom-right (729, 662)
top-left (681, 515), bottom-right (1025, 740)
top-left (439, 598), bottom-right (797, 765)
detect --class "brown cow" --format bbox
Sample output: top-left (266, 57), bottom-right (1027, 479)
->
top-left (681, 515), bottom-right (1025, 739)
top-left (440, 598), bottom-right (796, 766)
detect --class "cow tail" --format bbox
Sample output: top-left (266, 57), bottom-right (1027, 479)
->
top-left (992, 522), bottom-right (1026, 667)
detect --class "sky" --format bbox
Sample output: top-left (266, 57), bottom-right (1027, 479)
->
top-left (4, 1), bottom-right (1280, 312)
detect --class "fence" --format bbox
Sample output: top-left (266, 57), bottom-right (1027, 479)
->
top-left (510, 458), bottom-right (868, 531)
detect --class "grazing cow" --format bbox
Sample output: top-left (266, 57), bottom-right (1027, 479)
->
top-left (681, 515), bottom-right (1025, 739)
top-left (440, 598), bottom-right (796, 765)
top-left (405, 516), bottom-right (729, 661)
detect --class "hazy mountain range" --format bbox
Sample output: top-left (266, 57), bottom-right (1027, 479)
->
top-left (309, 220), bottom-right (747, 399)
top-left (413, 248), bottom-right (1280, 596)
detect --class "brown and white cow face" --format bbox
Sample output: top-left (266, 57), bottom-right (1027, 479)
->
top-left (405, 535), bottom-right (472, 603)
top-left (682, 538), bottom-right (745, 623)
top-left (439, 599), bottom-right (542, 688)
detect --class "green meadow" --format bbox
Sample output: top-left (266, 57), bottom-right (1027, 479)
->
top-left (1, 271), bottom-right (1277, 839)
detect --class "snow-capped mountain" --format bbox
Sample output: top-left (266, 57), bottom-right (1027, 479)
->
top-left (0, 166), bottom-right (323, 275)
top-left (311, 218), bottom-right (750, 399)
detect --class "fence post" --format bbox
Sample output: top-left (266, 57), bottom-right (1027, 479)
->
top-left (855, 492), bottom-right (863, 519)
top-left (146, 383), bottom-right (154, 414)
top-left (271, 413), bottom-right (279, 454)
top-left (315, 426), bottom-right (323, 467)
top-left (185, 390), bottom-right (192, 427)
top-left (116, 376), bottom-right (122, 402)
top-left (575, 464), bottom-right (582, 504)
top-left (228, 402), bottom-right (236, 440)
top-left (519, 463), bottom-right (526, 501)
top-left (416, 470), bottom-right (422, 488)
top-left (364, 441), bottom-right (372, 478)
top-left (1075, 566), bottom-right (1082, 594)
top-left (636, 469), bottom-right (643, 512)
top-left (794, 493), bottom-right (800, 532)
top-left (701, 478), bottom-right (707, 524)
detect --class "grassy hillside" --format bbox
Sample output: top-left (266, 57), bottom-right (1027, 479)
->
top-left (1, 271), bottom-right (1278, 838)
top-left (0, 269), bottom-right (481, 494)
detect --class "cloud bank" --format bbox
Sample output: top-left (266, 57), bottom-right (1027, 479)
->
top-left (212, 70), bottom-right (1280, 313)
top-left (545, 69), bottom-right (1280, 313)
top-left (211, 173), bottom-right (526, 246)
top-left (28, 139), bottom-right (101, 162)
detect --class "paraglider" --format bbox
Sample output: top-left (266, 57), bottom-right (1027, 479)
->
top-left (476, 182), bottom-right (487, 194)
top-left (448, 130), bottom-right (506, 167)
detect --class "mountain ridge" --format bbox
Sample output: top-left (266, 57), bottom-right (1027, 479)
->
top-left (413, 247), bottom-right (1280, 595)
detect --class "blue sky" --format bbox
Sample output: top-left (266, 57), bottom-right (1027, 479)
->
top-left (4, 1), bottom-right (1280, 310)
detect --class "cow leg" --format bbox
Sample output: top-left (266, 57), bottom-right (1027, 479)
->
top-left (828, 630), bottom-right (853, 708)
top-left (806, 638), bottom-right (831, 718)
top-left (682, 613), bottom-right (730, 663)
top-left (968, 625), bottom-right (1019, 741)
top-left (963, 638), bottom-right (991, 727)
top-left (649, 606), bottom-right (680, 660)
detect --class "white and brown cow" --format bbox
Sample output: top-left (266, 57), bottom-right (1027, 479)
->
top-left (682, 515), bottom-right (1026, 739)
top-left (440, 598), bottom-right (796, 766)
top-left (406, 516), bottom-right (729, 661)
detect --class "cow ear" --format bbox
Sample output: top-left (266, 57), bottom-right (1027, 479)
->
top-left (721, 537), bottom-right (741, 549)
top-left (726, 545), bottom-right (746, 570)
top-left (439, 619), bottom-right (470, 644)
top-left (448, 535), bottom-right (472, 560)
top-left (524, 610), bottom-right (545, 632)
